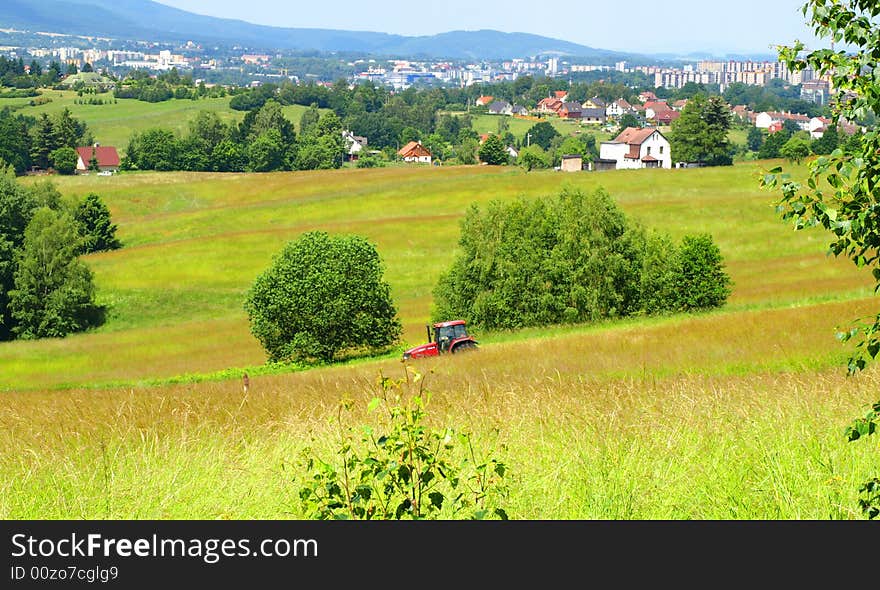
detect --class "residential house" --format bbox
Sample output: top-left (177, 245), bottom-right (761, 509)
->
top-left (559, 154), bottom-right (583, 172)
top-left (558, 101), bottom-right (583, 119)
top-left (755, 111), bottom-right (811, 131)
top-left (342, 130), bottom-right (368, 161)
top-left (598, 127), bottom-right (672, 170)
top-left (583, 96), bottom-right (606, 110)
top-left (809, 116), bottom-right (830, 139)
top-left (672, 99), bottom-right (689, 111)
top-left (506, 145), bottom-right (519, 159)
top-left (731, 105), bottom-right (751, 122)
top-left (655, 110), bottom-right (681, 126)
top-left (511, 104), bottom-right (529, 116)
top-left (638, 90), bottom-right (658, 103)
top-left (606, 98), bottom-right (634, 119)
top-left (488, 100), bottom-right (513, 115)
top-left (536, 97), bottom-right (563, 114)
top-left (553, 90), bottom-right (569, 101)
top-left (75, 145), bottom-right (120, 174)
top-left (398, 141), bottom-right (432, 164)
top-left (580, 107), bottom-right (606, 124)
top-left (475, 95), bottom-right (494, 106)
top-left (644, 100), bottom-right (672, 121)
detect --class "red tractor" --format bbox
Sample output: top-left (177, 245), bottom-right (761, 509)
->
top-left (402, 320), bottom-right (478, 360)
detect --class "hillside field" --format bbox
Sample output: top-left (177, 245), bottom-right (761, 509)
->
top-left (2, 161), bottom-right (879, 519)
top-left (0, 91), bottom-right (321, 152)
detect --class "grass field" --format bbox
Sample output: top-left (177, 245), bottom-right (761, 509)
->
top-left (2, 159), bottom-right (879, 519)
top-left (0, 91), bottom-right (320, 152)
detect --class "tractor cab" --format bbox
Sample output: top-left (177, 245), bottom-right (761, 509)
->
top-left (402, 320), bottom-right (478, 360)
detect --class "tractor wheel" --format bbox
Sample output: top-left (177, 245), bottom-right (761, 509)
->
top-left (452, 341), bottom-right (477, 354)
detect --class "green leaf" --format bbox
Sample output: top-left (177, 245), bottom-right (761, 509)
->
top-left (428, 491), bottom-right (444, 509)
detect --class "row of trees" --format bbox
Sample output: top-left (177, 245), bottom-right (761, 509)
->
top-left (0, 56), bottom-right (65, 89)
top-left (432, 187), bottom-right (731, 330)
top-left (0, 107), bottom-right (92, 174)
top-left (115, 68), bottom-right (227, 102)
top-left (123, 100), bottom-right (346, 172)
top-left (0, 168), bottom-right (120, 340)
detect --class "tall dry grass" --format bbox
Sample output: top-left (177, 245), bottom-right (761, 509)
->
top-left (3, 306), bottom-right (877, 519)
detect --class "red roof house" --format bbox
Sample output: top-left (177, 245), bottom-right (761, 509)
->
top-left (398, 141), bottom-right (433, 163)
top-left (75, 145), bottom-right (120, 173)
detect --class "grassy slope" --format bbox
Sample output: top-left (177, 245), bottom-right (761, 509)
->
top-left (1, 91), bottom-right (319, 152)
top-left (3, 160), bottom-right (874, 390)
top-left (2, 160), bottom-right (879, 520)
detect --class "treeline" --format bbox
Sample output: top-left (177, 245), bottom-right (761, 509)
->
top-left (433, 187), bottom-right (731, 330)
top-left (0, 169), bottom-right (120, 341)
top-left (0, 56), bottom-right (64, 89)
top-left (0, 107), bottom-right (92, 174)
top-left (123, 100), bottom-right (345, 172)
top-left (115, 68), bottom-right (227, 102)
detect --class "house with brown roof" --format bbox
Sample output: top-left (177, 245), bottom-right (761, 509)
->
top-left (75, 145), bottom-right (120, 174)
top-left (553, 90), bottom-right (569, 101)
top-left (536, 97), bottom-right (563, 114)
top-left (558, 101), bottom-right (583, 119)
top-left (655, 110), bottom-right (681, 126)
top-left (475, 95), bottom-right (494, 106)
top-left (606, 98), bottom-right (634, 119)
top-left (398, 141), bottom-right (432, 164)
top-left (644, 100), bottom-right (673, 121)
top-left (598, 127), bottom-right (671, 170)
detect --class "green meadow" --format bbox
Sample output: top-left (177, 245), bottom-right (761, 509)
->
top-left (1, 91), bottom-right (319, 151)
top-left (2, 160), bottom-right (879, 519)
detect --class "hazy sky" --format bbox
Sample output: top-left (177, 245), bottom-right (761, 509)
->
top-left (154, 0), bottom-right (825, 55)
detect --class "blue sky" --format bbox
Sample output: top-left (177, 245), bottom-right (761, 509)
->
top-left (154, 0), bottom-right (824, 56)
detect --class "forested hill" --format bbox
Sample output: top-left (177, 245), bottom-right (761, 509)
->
top-left (2, 0), bottom-right (642, 61)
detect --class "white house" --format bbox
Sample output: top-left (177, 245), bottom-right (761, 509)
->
top-left (342, 130), bottom-right (368, 161)
top-left (598, 127), bottom-right (672, 170)
top-left (605, 98), bottom-right (634, 119)
top-left (808, 116), bottom-right (831, 139)
top-left (755, 111), bottom-right (811, 131)
top-left (398, 140), bottom-right (432, 164)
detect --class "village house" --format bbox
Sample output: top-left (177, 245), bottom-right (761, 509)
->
top-left (342, 130), bottom-right (368, 161)
top-left (755, 111), bottom-right (811, 131)
top-left (75, 145), bottom-right (120, 174)
top-left (487, 100), bottom-right (513, 115)
top-left (475, 95), bottom-right (494, 106)
top-left (644, 100), bottom-right (673, 121)
top-left (553, 90), bottom-right (569, 102)
top-left (598, 127), bottom-right (672, 170)
top-left (580, 107), bottom-right (606, 124)
top-left (582, 96), bottom-right (606, 110)
top-left (605, 98), bottom-right (634, 119)
top-left (398, 140), bottom-right (432, 164)
top-left (655, 110), bottom-right (681, 126)
top-left (536, 97), bottom-right (563, 114)
top-left (558, 101), bottom-right (583, 119)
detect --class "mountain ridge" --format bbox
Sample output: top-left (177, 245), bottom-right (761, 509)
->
top-left (1, 0), bottom-right (648, 61)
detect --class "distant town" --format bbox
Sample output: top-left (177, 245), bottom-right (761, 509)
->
top-left (0, 27), bottom-right (831, 105)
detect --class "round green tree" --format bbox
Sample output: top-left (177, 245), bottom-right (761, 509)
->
top-left (244, 231), bottom-right (402, 363)
top-left (477, 134), bottom-right (509, 165)
top-left (49, 147), bottom-right (78, 175)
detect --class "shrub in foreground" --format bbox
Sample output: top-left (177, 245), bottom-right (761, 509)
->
top-left (297, 369), bottom-right (509, 520)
